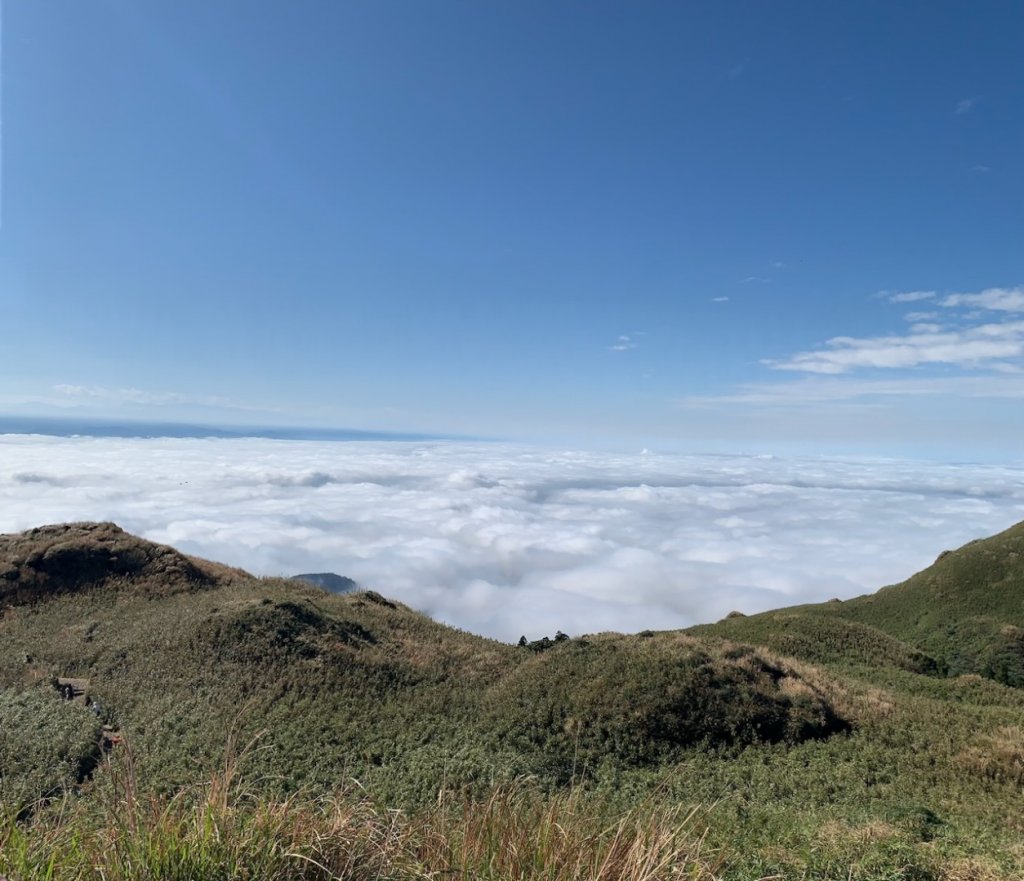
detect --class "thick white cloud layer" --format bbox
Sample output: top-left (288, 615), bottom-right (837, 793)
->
top-left (2, 435), bottom-right (1023, 642)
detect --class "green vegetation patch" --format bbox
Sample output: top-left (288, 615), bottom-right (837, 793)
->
top-left (489, 634), bottom-right (849, 774)
top-left (0, 687), bottom-right (101, 813)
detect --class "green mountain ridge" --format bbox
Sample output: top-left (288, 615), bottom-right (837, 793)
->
top-left (697, 520), bottom-right (1024, 686)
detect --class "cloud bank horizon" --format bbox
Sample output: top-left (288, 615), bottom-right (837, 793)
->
top-left (3, 436), bottom-right (1022, 642)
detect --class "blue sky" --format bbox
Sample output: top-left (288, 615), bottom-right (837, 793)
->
top-left (2, 1), bottom-right (1022, 457)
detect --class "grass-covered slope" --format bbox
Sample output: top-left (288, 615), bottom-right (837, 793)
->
top-left (0, 688), bottom-right (101, 812)
top-left (3, 520), bottom-right (1024, 879)
top-left (486, 633), bottom-right (846, 774)
top-left (699, 519), bottom-right (1024, 686)
top-left (833, 522), bottom-right (1024, 683)
top-left (692, 609), bottom-right (941, 676)
top-left (0, 521), bottom-right (244, 604)
top-left (0, 522), bottom-right (845, 809)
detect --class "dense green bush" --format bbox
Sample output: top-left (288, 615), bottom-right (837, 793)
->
top-left (0, 687), bottom-right (101, 813)
top-left (487, 636), bottom-right (848, 773)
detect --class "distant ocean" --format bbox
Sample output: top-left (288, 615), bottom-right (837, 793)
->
top-left (0, 415), bottom-right (447, 443)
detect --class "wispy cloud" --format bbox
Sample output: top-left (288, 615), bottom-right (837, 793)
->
top-left (765, 285), bottom-right (1024, 374)
top-left (609, 335), bottom-right (637, 352)
top-left (742, 275), bottom-right (768, 284)
top-left (969, 164), bottom-right (992, 174)
top-left (767, 322), bottom-right (1024, 374)
top-left (51, 383), bottom-right (250, 410)
top-left (941, 286), bottom-right (1024, 312)
top-left (955, 96), bottom-right (980, 115)
top-left (53, 384), bottom-right (189, 406)
top-left (711, 296), bottom-right (730, 303)
top-left (680, 373), bottom-right (1024, 407)
top-left (727, 59), bottom-right (749, 79)
top-left (887, 290), bottom-right (935, 304)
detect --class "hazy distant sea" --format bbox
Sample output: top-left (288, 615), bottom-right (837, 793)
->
top-left (0, 415), bottom-right (443, 442)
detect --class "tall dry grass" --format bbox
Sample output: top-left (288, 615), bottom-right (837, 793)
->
top-left (416, 785), bottom-right (719, 881)
top-left (0, 741), bottom-right (722, 881)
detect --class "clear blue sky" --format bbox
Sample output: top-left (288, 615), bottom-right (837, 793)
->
top-left (2, 1), bottom-right (1022, 457)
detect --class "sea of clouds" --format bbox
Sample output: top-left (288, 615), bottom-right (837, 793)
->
top-left (3, 434), bottom-right (1024, 642)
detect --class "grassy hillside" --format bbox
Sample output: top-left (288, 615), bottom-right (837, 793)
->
top-left (0, 523), bottom-right (844, 802)
top-left (2, 520), bottom-right (1023, 879)
top-left (833, 522), bottom-right (1024, 684)
top-left (699, 519), bottom-right (1024, 686)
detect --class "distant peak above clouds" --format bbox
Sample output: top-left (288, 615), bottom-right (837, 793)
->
top-left (291, 572), bottom-right (358, 593)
